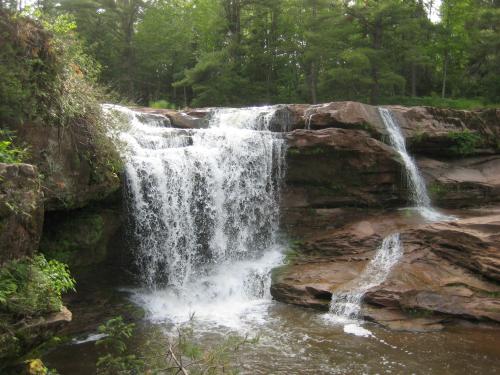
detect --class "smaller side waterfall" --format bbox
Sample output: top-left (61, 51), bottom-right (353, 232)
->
top-left (378, 108), bottom-right (453, 222)
top-left (327, 233), bottom-right (403, 323)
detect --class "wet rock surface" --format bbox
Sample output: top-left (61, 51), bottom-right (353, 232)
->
top-left (272, 209), bottom-right (500, 331)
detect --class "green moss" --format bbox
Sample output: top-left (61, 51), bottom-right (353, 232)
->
top-left (403, 307), bottom-right (434, 318)
top-left (429, 182), bottom-right (450, 199)
top-left (271, 265), bottom-right (289, 284)
top-left (479, 290), bottom-right (500, 298)
top-left (287, 146), bottom-right (327, 156)
top-left (412, 130), bottom-right (428, 144)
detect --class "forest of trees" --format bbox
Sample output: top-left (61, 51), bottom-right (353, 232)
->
top-left (1, 0), bottom-right (499, 108)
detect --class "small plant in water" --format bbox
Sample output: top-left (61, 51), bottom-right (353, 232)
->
top-left (95, 316), bottom-right (257, 374)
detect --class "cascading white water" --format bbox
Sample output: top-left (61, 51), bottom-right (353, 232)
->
top-left (104, 104), bottom-right (286, 325)
top-left (327, 109), bottom-right (454, 333)
top-left (378, 107), bottom-right (453, 222)
top-left (327, 233), bottom-right (403, 324)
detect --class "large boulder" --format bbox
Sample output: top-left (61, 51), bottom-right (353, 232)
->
top-left (14, 123), bottom-right (121, 211)
top-left (284, 128), bottom-right (405, 209)
top-left (418, 155), bottom-right (500, 207)
top-left (132, 107), bottom-right (209, 129)
top-left (0, 163), bottom-right (44, 263)
top-left (388, 106), bottom-right (500, 157)
top-left (287, 102), bottom-right (384, 133)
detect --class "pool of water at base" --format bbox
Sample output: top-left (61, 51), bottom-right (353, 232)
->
top-left (44, 297), bottom-right (500, 375)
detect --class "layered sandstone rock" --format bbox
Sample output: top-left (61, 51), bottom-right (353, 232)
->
top-left (284, 128), bottom-right (405, 208)
top-left (271, 211), bottom-right (500, 331)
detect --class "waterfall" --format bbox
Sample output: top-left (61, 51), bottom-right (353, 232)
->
top-left (104, 104), bottom-right (286, 324)
top-left (327, 233), bottom-right (403, 324)
top-left (378, 107), bottom-right (453, 222)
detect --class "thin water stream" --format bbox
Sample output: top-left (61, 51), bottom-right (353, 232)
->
top-left (325, 108), bottom-right (455, 332)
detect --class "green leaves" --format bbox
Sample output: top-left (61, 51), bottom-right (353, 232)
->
top-left (0, 255), bottom-right (75, 318)
top-left (0, 130), bottom-right (29, 164)
top-left (95, 317), bottom-right (144, 375)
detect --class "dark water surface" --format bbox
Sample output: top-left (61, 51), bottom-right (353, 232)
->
top-left (44, 278), bottom-right (500, 375)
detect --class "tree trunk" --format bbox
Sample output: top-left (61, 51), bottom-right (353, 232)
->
top-left (441, 51), bottom-right (448, 98)
top-left (310, 62), bottom-right (318, 104)
top-left (369, 19), bottom-right (383, 105)
top-left (309, 0), bottom-right (318, 104)
top-left (224, 0), bottom-right (242, 59)
top-left (411, 62), bottom-right (417, 97)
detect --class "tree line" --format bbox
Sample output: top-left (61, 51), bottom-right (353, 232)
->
top-left (2, 0), bottom-right (499, 107)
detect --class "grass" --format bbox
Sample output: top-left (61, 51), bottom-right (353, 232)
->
top-left (149, 99), bottom-right (176, 109)
top-left (379, 96), bottom-right (500, 110)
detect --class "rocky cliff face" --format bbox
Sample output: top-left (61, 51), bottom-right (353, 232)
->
top-left (272, 209), bottom-right (500, 331)
top-left (14, 122), bottom-right (121, 212)
top-left (262, 101), bottom-right (500, 331)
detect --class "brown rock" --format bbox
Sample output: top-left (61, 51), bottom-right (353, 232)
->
top-left (419, 155), bottom-right (500, 207)
top-left (133, 107), bottom-right (209, 129)
top-left (287, 102), bottom-right (384, 134)
top-left (271, 210), bottom-right (500, 329)
top-left (284, 128), bottom-right (405, 208)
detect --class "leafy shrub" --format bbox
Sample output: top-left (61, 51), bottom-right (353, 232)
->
top-left (0, 130), bottom-right (29, 164)
top-left (95, 317), bottom-right (144, 375)
top-left (95, 316), bottom-right (256, 374)
top-left (0, 10), bottom-right (104, 128)
top-left (149, 99), bottom-right (176, 109)
top-left (0, 255), bottom-right (75, 318)
top-left (448, 130), bottom-right (482, 156)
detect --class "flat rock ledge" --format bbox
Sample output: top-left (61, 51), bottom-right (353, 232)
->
top-left (271, 209), bottom-right (500, 332)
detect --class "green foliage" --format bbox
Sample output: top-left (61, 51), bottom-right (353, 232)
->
top-left (5, 0), bottom-right (500, 107)
top-left (24, 358), bottom-right (60, 375)
top-left (0, 9), bottom-right (103, 128)
top-left (0, 255), bottom-right (75, 318)
top-left (379, 96), bottom-right (497, 110)
top-left (0, 130), bottom-right (28, 164)
top-left (448, 130), bottom-right (483, 156)
top-left (149, 100), bottom-right (176, 110)
top-left (95, 316), bottom-right (257, 374)
top-left (96, 317), bottom-right (144, 375)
